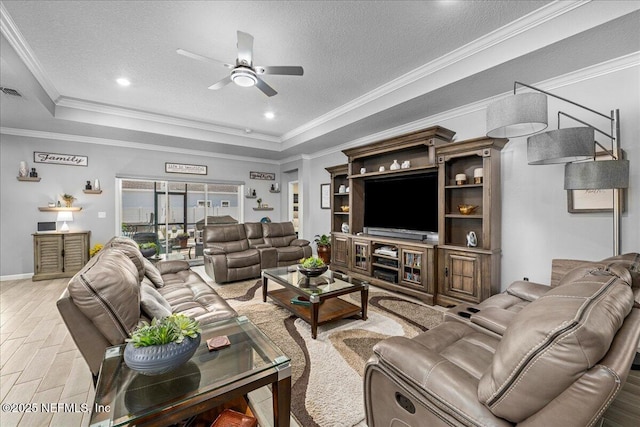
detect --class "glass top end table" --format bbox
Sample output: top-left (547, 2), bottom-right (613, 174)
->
top-left (90, 315), bottom-right (291, 427)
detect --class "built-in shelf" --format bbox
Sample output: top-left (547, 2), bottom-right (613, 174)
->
top-left (253, 207), bottom-right (274, 211)
top-left (38, 207), bottom-right (82, 212)
top-left (17, 176), bottom-right (41, 182)
top-left (83, 189), bottom-right (102, 194)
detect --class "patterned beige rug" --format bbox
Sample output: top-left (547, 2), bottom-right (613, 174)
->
top-left (201, 271), bottom-right (443, 427)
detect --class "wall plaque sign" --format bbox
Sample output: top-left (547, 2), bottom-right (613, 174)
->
top-left (165, 162), bottom-right (208, 175)
top-left (250, 171), bottom-right (275, 180)
top-left (34, 152), bottom-right (88, 167)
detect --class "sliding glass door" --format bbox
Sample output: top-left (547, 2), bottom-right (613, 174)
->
top-left (118, 178), bottom-right (242, 265)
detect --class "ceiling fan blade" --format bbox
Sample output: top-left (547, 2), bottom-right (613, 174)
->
top-left (255, 78), bottom-right (277, 97)
top-left (236, 31), bottom-right (254, 66)
top-left (257, 66), bottom-right (304, 76)
top-left (208, 75), bottom-right (232, 90)
top-left (176, 48), bottom-right (232, 68)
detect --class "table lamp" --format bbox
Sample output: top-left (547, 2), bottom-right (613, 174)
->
top-left (57, 211), bottom-right (73, 232)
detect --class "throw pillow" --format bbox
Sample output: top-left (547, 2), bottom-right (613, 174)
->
top-left (140, 281), bottom-right (172, 320)
top-left (143, 257), bottom-right (164, 288)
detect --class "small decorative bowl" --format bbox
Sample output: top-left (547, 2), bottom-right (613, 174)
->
top-left (458, 204), bottom-right (478, 215)
top-left (340, 205), bottom-right (349, 212)
top-left (298, 265), bottom-right (329, 277)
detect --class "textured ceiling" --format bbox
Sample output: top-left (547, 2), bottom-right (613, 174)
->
top-left (1, 1), bottom-right (639, 160)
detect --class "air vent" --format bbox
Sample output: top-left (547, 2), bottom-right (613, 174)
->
top-left (0, 87), bottom-right (22, 97)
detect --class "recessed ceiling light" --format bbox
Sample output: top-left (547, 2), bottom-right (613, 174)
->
top-left (264, 111), bottom-right (275, 119)
top-left (116, 78), bottom-right (131, 87)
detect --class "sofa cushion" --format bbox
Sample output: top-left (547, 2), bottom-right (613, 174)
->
top-left (140, 280), bottom-right (172, 319)
top-left (143, 258), bottom-right (164, 288)
top-left (262, 222), bottom-right (297, 247)
top-left (226, 250), bottom-right (261, 268)
top-left (477, 268), bottom-right (634, 422)
top-left (157, 277), bottom-right (237, 324)
top-left (67, 249), bottom-right (141, 346)
top-left (102, 236), bottom-right (146, 282)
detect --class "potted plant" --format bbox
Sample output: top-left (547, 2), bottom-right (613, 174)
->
top-left (298, 256), bottom-right (328, 277)
top-left (61, 193), bottom-right (75, 208)
top-left (139, 242), bottom-right (158, 258)
top-left (124, 314), bottom-right (201, 375)
top-left (175, 232), bottom-right (190, 248)
top-left (314, 234), bottom-right (331, 264)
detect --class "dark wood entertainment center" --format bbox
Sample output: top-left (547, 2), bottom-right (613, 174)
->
top-left (326, 126), bottom-right (507, 306)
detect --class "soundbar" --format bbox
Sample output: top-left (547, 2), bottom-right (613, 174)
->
top-left (364, 227), bottom-right (438, 242)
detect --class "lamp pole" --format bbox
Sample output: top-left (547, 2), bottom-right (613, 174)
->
top-left (612, 109), bottom-right (621, 256)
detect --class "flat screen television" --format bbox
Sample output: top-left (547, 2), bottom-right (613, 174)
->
top-left (364, 172), bottom-right (439, 236)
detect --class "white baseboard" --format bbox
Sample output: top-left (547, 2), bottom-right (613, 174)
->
top-left (0, 273), bottom-right (33, 281)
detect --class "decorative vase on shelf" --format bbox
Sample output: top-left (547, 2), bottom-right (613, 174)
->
top-left (19, 161), bottom-right (28, 177)
top-left (390, 160), bottom-right (400, 170)
top-left (94, 179), bottom-right (101, 190)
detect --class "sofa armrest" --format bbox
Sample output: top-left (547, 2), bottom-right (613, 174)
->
top-left (251, 243), bottom-right (272, 249)
top-left (155, 260), bottom-right (190, 275)
top-left (471, 307), bottom-right (517, 336)
top-left (203, 246), bottom-right (226, 256)
top-left (289, 238), bottom-right (309, 247)
top-left (506, 280), bottom-right (549, 302)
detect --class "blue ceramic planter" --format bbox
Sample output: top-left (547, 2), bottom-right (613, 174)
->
top-left (124, 334), bottom-right (201, 376)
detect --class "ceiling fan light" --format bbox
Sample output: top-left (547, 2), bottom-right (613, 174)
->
top-left (231, 68), bottom-right (257, 87)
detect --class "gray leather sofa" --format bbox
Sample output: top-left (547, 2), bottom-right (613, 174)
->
top-left (202, 221), bottom-right (311, 283)
top-left (364, 253), bottom-right (640, 426)
top-left (57, 236), bottom-right (237, 379)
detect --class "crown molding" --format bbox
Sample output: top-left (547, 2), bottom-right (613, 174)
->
top-left (324, 52), bottom-right (640, 159)
top-left (0, 2), bottom-right (60, 101)
top-left (280, 1), bottom-right (586, 143)
top-left (55, 97), bottom-right (281, 143)
top-left (0, 127), bottom-right (280, 164)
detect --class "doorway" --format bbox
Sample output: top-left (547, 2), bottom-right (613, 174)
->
top-left (289, 180), bottom-right (301, 237)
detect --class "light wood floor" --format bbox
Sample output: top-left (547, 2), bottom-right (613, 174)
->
top-left (1, 275), bottom-right (638, 427)
top-left (1, 277), bottom-right (94, 427)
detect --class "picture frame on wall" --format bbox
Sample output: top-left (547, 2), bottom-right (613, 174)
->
top-left (567, 151), bottom-right (626, 213)
top-left (220, 200), bottom-right (230, 208)
top-left (320, 183), bottom-right (331, 209)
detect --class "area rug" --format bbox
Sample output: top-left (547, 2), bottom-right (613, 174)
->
top-left (200, 271), bottom-right (444, 427)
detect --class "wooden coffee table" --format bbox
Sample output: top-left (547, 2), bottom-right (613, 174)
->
top-left (262, 266), bottom-right (368, 339)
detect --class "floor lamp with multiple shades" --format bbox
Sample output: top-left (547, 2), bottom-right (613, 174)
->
top-left (487, 81), bottom-right (636, 370)
top-left (486, 81), bottom-right (629, 256)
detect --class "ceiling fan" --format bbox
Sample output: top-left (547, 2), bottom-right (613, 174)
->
top-left (177, 31), bottom-right (303, 97)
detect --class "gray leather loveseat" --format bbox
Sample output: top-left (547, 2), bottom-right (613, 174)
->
top-left (57, 236), bottom-right (237, 380)
top-left (364, 253), bottom-right (640, 426)
top-left (202, 221), bottom-right (311, 283)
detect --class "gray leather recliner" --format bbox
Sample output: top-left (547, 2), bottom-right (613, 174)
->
top-left (364, 254), bottom-right (640, 426)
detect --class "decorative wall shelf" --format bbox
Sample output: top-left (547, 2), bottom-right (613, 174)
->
top-left (83, 189), bottom-right (103, 194)
top-left (269, 190), bottom-right (280, 193)
top-left (38, 207), bottom-right (82, 212)
top-left (253, 207), bottom-right (274, 211)
top-left (17, 176), bottom-right (41, 182)
top-left (245, 195), bottom-right (257, 199)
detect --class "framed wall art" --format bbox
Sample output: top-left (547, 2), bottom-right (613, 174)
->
top-left (165, 162), bottom-right (207, 175)
top-left (320, 183), bottom-right (331, 209)
top-left (250, 171), bottom-right (275, 180)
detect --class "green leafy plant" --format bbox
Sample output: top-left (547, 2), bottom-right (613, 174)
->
top-left (300, 256), bottom-right (326, 269)
top-left (127, 314), bottom-right (201, 348)
top-left (139, 242), bottom-right (158, 253)
top-left (314, 234), bottom-right (331, 247)
top-left (175, 232), bottom-right (190, 241)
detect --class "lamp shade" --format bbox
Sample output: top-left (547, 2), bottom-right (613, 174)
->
top-left (564, 159), bottom-right (629, 189)
top-left (56, 211), bottom-right (73, 232)
top-left (486, 92), bottom-right (548, 138)
top-left (527, 127), bottom-right (595, 165)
